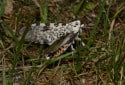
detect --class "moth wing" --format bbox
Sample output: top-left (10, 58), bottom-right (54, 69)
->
top-left (43, 32), bottom-right (78, 58)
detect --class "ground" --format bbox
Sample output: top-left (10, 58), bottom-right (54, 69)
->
top-left (0, 0), bottom-right (125, 85)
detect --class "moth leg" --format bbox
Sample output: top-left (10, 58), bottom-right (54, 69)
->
top-left (70, 44), bottom-right (75, 51)
top-left (72, 40), bottom-right (75, 44)
top-left (46, 56), bottom-right (50, 60)
top-left (75, 35), bottom-right (81, 41)
top-left (81, 41), bottom-right (85, 47)
top-left (79, 28), bottom-right (83, 33)
top-left (45, 54), bottom-right (51, 60)
top-left (70, 45), bottom-right (75, 57)
top-left (75, 35), bottom-right (85, 47)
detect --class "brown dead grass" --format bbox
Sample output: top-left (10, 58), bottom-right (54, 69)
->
top-left (0, 0), bottom-right (125, 85)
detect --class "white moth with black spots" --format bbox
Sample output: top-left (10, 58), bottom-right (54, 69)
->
top-left (19, 20), bottom-right (85, 59)
top-left (20, 20), bottom-right (84, 45)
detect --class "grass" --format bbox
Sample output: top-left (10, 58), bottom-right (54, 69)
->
top-left (0, 0), bottom-right (125, 85)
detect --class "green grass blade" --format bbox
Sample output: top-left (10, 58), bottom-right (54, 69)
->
top-left (0, 0), bottom-right (6, 18)
top-left (87, 1), bottom-right (106, 46)
top-left (2, 59), bottom-right (7, 85)
top-left (1, 22), bottom-right (18, 43)
top-left (38, 0), bottom-right (50, 23)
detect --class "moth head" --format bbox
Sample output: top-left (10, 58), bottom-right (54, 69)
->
top-left (70, 20), bottom-right (84, 34)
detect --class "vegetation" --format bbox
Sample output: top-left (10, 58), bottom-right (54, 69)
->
top-left (0, 0), bottom-right (125, 85)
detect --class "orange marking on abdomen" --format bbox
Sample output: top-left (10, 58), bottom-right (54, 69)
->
top-left (49, 44), bottom-right (68, 58)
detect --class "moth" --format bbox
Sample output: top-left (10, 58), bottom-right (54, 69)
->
top-left (19, 20), bottom-right (84, 59)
